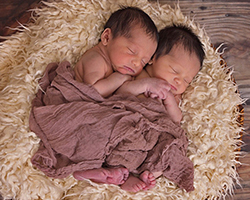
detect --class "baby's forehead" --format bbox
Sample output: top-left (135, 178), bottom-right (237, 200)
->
top-left (170, 44), bottom-right (199, 59)
top-left (119, 23), bottom-right (157, 45)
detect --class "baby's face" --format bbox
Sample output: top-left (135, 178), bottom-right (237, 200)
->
top-left (106, 26), bottom-right (157, 76)
top-left (151, 44), bottom-right (200, 95)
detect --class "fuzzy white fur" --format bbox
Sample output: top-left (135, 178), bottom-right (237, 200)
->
top-left (0, 0), bottom-right (243, 199)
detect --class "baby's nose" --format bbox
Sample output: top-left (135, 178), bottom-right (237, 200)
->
top-left (132, 56), bottom-right (142, 67)
top-left (174, 77), bottom-right (182, 85)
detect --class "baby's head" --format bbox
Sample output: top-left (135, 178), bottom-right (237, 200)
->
top-left (151, 25), bottom-right (205, 95)
top-left (104, 6), bottom-right (158, 43)
top-left (99, 7), bottom-right (158, 76)
top-left (154, 25), bottom-right (205, 67)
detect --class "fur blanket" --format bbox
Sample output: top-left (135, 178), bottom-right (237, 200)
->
top-left (30, 61), bottom-right (194, 192)
top-left (0, 0), bottom-right (243, 199)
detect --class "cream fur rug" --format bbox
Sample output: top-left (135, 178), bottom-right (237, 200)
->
top-left (0, 0), bottom-right (244, 199)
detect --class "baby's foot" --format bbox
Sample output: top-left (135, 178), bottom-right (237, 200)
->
top-left (73, 167), bottom-right (129, 185)
top-left (120, 174), bottom-right (147, 193)
top-left (106, 167), bottom-right (129, 185)
top-left (139, 170), bottom-right (156, 190)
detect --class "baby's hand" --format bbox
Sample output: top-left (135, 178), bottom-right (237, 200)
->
top-left (144, 78), bottom-right (171, 100)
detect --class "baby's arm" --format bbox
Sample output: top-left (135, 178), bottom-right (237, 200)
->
top-left (163, 92), bottom-right (182, 124)
top-left (117, 75), bottom-right (182, 124)
top-left (116, 70), bottom-right (182, 124)
top-left (116, 71), bottom-right (171, 99)
top-left (75, 51), bottom-right (131, 97)
top-left (93, 72), bottom-right (131, 97)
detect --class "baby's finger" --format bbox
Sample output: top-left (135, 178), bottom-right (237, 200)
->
top-left (160, 89), bottom-right (172, 100)
top-left (157, 91), bottom-right (165, 99)
top-left (144, 91), bottom-right (150, 98)
top-left (150, 93), bottom-right (159, 99)
top-left (163, 83), bottom-right (171, 91)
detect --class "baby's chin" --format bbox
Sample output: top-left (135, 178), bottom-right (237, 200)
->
top-left (172, 89), bottom-right (185, 96)
top-left (170, 90), bottom-right (179, 95)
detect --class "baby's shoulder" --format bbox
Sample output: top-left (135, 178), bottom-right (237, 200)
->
top-left (81, 47), bottom-right (102, 60)
top-left (79, 47), bottom-right (107, 67)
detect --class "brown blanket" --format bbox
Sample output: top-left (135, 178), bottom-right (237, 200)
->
top-left (29, 61), bottom-right (194, 192)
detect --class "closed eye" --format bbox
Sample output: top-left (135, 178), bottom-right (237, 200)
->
top-left (128, 48), bottom-right (135, 54)
top-left (170, 66), bottom-right (178, 74)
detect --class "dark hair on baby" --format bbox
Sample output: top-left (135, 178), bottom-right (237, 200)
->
top-left (154, 25), bottom-right (205, 67)
top-left (104, 6), bottom-right (158, 42)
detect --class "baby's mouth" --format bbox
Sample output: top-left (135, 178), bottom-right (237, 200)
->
top-left (170, 84), bottom-right (177, 91)
top-left (123, 65), bottom-right (135, 73)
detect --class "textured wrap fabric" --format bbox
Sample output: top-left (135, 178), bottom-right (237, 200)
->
top-left (30, 61), bottom-right (194, 192)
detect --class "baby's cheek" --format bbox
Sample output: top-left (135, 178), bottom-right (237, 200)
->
top-left (174, 94), bottom-right (182, 104)
top-left (179, 85), bottom-right (187, 95)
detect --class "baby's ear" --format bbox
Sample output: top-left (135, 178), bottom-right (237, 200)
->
top-left (100, 28), bottom-right (112, 45)
top-left (148, 59), bottom-right (153, 65)
top-left (149, 54), bottom-right (157, 64)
